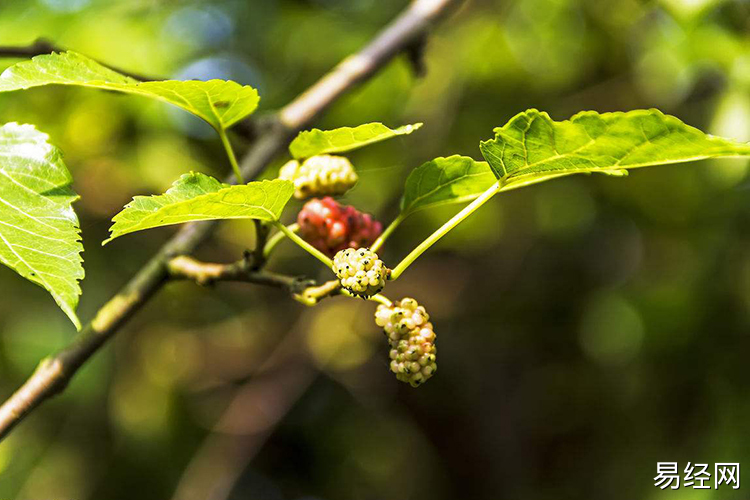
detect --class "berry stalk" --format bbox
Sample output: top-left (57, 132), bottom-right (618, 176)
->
top-left (366, 293), bottom-right (392, 307)
top-left (263, 223), bottom-right (300, 258)
top-left (370, 213), bottom-right (405, 253)
top-left (341, 288), bottom-right (392, 306)
top-left (273, 221), bottom-right (333, 267)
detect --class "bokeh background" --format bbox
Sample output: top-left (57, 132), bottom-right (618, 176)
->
top-left (1, 0), bottom-right (750, 499)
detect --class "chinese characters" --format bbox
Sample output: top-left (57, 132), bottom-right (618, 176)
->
top-left (655, 462), bottom-right (740, 490)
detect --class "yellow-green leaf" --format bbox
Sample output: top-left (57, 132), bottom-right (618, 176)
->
top-left (289, 122), bottom-right (422, 159)
top-left (480, 109), bottom-right (750, 181)
top-left (0, 51), bottom-right (259, 131)
top-left (0, 123), bottom-right (84, 329)
top-left (105, 174), bottom-right (293, 244)
top-left (400, 155), bottom-right (496, 216)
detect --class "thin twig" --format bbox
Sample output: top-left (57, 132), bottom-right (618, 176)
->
top-left (167, 255), bottom-right (312, 292)
top-left (294, 279), bottom-right (342, 306)
top-left (251, 220), bottom-right (270, 269)
top-left (0, 39), bottom-right (59, 58)
top-left (0, 0), bottom-right (461, 441)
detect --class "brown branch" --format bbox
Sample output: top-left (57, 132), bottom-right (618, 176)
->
top-left (167, 255), bottom-right (313, 292)
top-left (0, 39), bottom-right (60, 59)
top-left (169, 253), bottom-right (351, 310)
top-left (294, 279), bottom-right (343, 305)
top-left (251, 220), bottom-right (270, 269)
top-left (0, 0), bottom-right (461, 441)
top-left (0, 38), bottom-right (156, 81)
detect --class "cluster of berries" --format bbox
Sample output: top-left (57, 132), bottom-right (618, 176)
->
top-left (332, 248), bottom-right (387, 298)
top-left (298, 197), bottom-right (383, 257)
top-left (375, 298), bottom-right (437, 387)
top-left (280, 154), bottom-right (388, 298)
top-left (279, 155), bottom-right (358, 199)
top-left (278, 151), bottom-right (438, 387)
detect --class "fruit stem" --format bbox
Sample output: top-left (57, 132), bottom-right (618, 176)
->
top-left (390, 181), bottom-right (500, 280)
top-left (273, 221), bottom-right (333, 268)
top-left (370, 213), bottom-right (405, 253)
top-left (219, 128), bottom-right (245, 184)
top-left (263, 223), bottom-right (299, 258)
top-left (337, 287), bottom-right (392, 306)
top-left (368, 293), bottom-right (393, 307)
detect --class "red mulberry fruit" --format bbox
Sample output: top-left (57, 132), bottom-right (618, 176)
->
top-left (298, 197), bottom-right (383, 257)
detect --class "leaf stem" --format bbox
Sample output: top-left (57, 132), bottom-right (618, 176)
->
top-left (219, 128), bottom-right (244, 184)
top-left (273, 221), bottom-right (333, 268)
top-left (370, 213), bottom-right (405, 253)
top-left (372, 175), bottom-right (559, 256)
top-left (390, 181), bottom-right (500, 280)
top-left (263, 223), bottom-right (299, 258)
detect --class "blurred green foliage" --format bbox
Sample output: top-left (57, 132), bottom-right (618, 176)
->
top-left (1, 0), bottom-right (750, 499)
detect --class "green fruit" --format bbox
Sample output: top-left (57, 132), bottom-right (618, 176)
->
top-left (279, 155), bottom-right (358, 199)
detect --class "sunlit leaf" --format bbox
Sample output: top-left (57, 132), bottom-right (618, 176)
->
top-left (105, 173), bottom-right (293, 244)
top-left (400, 155), bottom-right (496, 216)
top-left (0, 52), bottom-right (259, 130)
top-left (289, 122), bottom-right (422, 159)
top-left (480, 109), bottom-right (750, 181)
top-left (0, 123), bottom-right (83, 329)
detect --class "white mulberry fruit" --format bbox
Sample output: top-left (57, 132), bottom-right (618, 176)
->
top-left (279, 155), bottom-right (358, 199)
top-left (375, 298), bottom-right (437, 387)
top-left (332, 248), bottom-right (387, 298)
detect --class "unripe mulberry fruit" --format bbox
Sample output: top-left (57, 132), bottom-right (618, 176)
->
top-left (332, 248), bottom-right (387, 298)
top-left (279, 155), bottom-right (358, 199)
top-left (375, 297), bottom-right (437, 387)
top-left (298, 197), bottom-right (383, 257)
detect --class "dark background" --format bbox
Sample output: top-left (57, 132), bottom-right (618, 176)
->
top-left (1, 0), bottom-right (750, 499)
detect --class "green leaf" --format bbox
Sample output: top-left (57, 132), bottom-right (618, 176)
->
top-left (0, 52), bottom-right (259, 131)
top-left (105, 174), bottom-right (294, 244)
top-left (289, 122), bottom-right (422, 159)
top-left (480, 109), bottom-right (750, 181)
top-left (0, 123), bottom-right (84, 329)
top-left (400, 155), bottom-right (497, 216)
